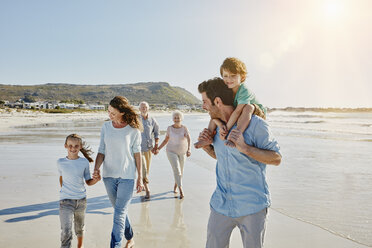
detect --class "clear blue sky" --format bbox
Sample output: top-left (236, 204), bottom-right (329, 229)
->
top-left (1, 0), bottom-right (371, 107)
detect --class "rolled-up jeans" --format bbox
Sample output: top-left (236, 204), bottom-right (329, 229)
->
top-left (103, 177), bottom-right (134, 248)
top-left (59, 198), bottom-right (87, 248)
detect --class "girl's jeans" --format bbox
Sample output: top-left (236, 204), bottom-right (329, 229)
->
top-left (103, 177), bottom-right (134, 248)
top-left (59, 198), bottom-right (87, 248)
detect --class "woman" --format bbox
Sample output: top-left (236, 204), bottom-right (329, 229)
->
top-left (94, 96), bottom-right (143, 248)
top-left (157, 110), bottom-right (191, 199)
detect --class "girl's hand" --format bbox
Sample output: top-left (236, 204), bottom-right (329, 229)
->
top-left (186, 150), bottom-right (191, 157)
top-left (136, 178), bottom-right (144, 193)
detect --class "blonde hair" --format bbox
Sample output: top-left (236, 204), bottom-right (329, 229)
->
top-left (220, 57), bottom-right (248, 82)
top-left (65, 134), bottom-right (94, 162)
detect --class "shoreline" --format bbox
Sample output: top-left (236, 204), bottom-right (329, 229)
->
top-left (0, 109), bottom-right (192, 133)
top-left (0, 110), bottom-right (370, 247)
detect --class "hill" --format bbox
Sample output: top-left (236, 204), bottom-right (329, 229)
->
top-left (0, 82), bottom-right (201, 105)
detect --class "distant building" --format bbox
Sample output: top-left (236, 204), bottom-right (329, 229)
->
top-left (177, 104), bottom-right (191, 110)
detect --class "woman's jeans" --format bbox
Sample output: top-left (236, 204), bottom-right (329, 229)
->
top-left (59, 198), bottom-right (87, 248)
top-left (103, 178), bottom-right (134, 248)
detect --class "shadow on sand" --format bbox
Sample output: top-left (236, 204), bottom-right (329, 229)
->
top-left (0, 191), bottom-right (177, 223)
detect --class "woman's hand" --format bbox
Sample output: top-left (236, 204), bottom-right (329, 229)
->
top-left (186, 150), bottom-right (191, 157)
top-left (136, 177), bottom-right (144, 193)
top-left (93, 169), bottom-right (101, 180)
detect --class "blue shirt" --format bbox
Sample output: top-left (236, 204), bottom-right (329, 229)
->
top-left (57, 157), bottom-right (91, 200)
top-left (210, 115), bottom-right (281, 218)
top-left (139, 114), bottom-right (160, 152)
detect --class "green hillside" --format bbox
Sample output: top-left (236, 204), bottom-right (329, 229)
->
top-left (0, 82), bottom-right (201, 105)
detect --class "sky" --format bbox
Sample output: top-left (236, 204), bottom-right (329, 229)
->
top-left (1, 0), bottom-right (371, 108)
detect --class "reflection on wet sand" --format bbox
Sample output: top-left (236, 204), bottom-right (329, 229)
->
top-left (133, 195), bottom-right (190, 248)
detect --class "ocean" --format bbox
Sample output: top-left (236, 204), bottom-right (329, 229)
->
top-left (1, 110), bottom-right (371, 246)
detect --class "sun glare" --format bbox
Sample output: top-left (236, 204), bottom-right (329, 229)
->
top-left (324, 1), bottom-right (345, 19)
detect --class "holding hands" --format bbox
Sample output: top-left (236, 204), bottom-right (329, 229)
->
top-left (151, 144), bottom-right (159, 155)
top-left (93, 169), bottom-right (101, 181)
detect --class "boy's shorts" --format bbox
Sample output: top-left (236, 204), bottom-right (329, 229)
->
top-left (253, 104), bottom-right (266, 120)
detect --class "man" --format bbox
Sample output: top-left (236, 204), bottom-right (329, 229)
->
top-left (197, 78), bottom-right (282, 248)
top-left (139, 101), bottom-right (160, 199)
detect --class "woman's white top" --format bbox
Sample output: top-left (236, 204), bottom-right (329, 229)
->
top-left (98, 121), bottom-right (141, 179)
top-left (166, 125), bottom-right (189, 155)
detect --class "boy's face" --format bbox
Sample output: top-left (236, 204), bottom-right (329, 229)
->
top-left (222, 69), bottom-right (242, 89)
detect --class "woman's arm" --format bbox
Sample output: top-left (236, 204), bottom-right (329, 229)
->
top-left (134, 152), bottom-right (143, 193)
top-left (185, 126), bottom-right (191, 157)
top-left (157, 135), bottom-right (169, 151)
top-left (93, 153), bottom-right (105, 179)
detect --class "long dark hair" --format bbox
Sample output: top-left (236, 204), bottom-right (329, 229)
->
top-left (65, 134), bottom-right (94, 162)
top-left (109, 96), bottom-right (143, 130)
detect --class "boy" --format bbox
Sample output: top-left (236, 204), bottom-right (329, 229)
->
top-left (194, 57), bottom-right (266, 148)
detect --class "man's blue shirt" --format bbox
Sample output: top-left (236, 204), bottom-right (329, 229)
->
top-left (210, 115), bottom-right (281, 218)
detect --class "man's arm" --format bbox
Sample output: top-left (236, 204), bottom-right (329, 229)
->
top-left (198, 128), bottom-right (216, 159)
top-left (202, 145), bottom-right (216, 159)
top-left (228, 129), bottom-right (281, 166)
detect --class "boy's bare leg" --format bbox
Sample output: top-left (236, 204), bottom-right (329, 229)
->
top-left (194, 119), bottom-right (217, 148)
top-left (226, 104), bottom-right (255, 148)
top-left (77, 236), bottom-right (83, 248)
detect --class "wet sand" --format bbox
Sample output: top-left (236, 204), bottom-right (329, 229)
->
top-left (0, 111), bottom-right (369, 247)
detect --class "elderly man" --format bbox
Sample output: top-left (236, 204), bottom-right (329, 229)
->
top-left (197, 78), bottom-right (281, 248)
top-left (139, 101), bottom-right (160, 199)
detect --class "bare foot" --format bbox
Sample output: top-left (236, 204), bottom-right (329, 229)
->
top-left (173, 183), bottom-right (178, 193)
top-left (125, 239), bottom-right (135, 248)
top-left (179, 187), bottom-right (184, 199)
top-left (194, 140), bottom-right (210, 149)
top-left (144, 191), bottom-right (150, 200)
top-left (225, 140), bottom-right (236, 148)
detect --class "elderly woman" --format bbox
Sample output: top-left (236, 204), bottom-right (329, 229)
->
top-left (157, 110), bottom-right (191, 199)
top-left (93, 96), bottom-right (143, 248)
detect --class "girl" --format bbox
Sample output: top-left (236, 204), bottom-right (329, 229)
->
top-left (58, 134), bottom-right (100, 248)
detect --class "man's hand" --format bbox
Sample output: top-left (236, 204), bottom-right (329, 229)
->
top-left (227, 129), bottom-right (246, 151)
top-left (198, 128), bottom-right (215, 146)
top-left (151, 144), bottom-right (159, 154)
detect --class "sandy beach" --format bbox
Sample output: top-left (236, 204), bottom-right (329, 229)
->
top-left (0, 110), bottom-right (369, 248)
